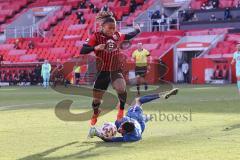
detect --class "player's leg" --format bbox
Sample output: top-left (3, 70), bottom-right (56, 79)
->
top-left (140, 76), bottom-right (148, 91)
top-left (76, 73), bottom-right (80, 85)
top-left (136, 66), bottom-right (148, 95)
top-left (90, 72), bottom-right (110, 126)
top-left (91, 89), bottom-right (105, 126)
top-left (111, 72), bottom-right (127, 120)
top-left (46, 73), bottom-right (50, 88)
top-left (143, 79), bottom-right (148, 91)
top-left (73, 73), bottom-right (76, 85)
top-left (135, 94), bottom-right (160, 106)
top-left (141, 66), bottom-right (148, 91)
top-left (136, 76), bottom-right (140, 96)
top-left (135, 67), bottom-right (141, 96)
top-left (135, 88), bottom-right (179, 105)
top-left (42, 74), bottom-right (46, 88)
top-left (237, 76), bottom-right (240, 95)
top-left (127, 88), bottom-right (179, 130)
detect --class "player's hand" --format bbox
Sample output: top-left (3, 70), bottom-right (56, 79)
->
top-left (94, 44), bottom-right (106, 51)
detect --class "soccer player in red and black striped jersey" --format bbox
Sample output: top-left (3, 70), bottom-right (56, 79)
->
top-left (80, 11), bottom-right (140, 126)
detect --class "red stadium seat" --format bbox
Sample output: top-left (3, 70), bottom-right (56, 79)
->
top-left (219, 0), bottom-right (233, 8)
top-left (143, 44), bottom-right (159, 51)
top-left (0, 44), bottom-right (14, 50)
top-left (0, 0), bottom-right (161, 63)
top-left (8, 49), bottom-right (27, 56)
top-left (0, 9), bottom-right (14, 17)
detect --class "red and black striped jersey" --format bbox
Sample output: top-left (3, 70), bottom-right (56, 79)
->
top-left (87, 31), bottom-right (126, 71)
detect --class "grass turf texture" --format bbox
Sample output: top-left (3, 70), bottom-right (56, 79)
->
top-left (0, 85), bottom-right (240, 160)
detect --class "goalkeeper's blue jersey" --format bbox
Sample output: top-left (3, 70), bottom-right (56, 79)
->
top-left (108, 116), bottom-right (143, 142)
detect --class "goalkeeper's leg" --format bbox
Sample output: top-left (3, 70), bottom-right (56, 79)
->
top-left (136, 88), bottom-right (179, 105)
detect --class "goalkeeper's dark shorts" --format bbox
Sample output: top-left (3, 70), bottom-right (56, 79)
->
top-left (93, 71), bottom-right (124, 91)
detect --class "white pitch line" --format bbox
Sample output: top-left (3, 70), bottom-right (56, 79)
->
top-left (0, 89), bottom-right (18, 91)
top-left (193, 87), bottom-right (219, 90)
top-left (0, 103), bottom-right (47, 111)
top-left (199, 97), bottom-right (240, 102)
top-left (151, 97), bottom-right (239, 103)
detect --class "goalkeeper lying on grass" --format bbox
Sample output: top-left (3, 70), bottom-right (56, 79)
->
top-left (88, 88), bottom-right (178, 142)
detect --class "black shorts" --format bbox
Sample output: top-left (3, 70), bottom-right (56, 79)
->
top-left (135, 66), bottom-right (147, 77)
top-left (94, 71), bottom-right (124, 91)
top-left (75, 73), bottom-right (80, 79)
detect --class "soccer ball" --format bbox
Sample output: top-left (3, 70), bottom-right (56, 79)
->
top-left (100, 122), bottom-right (117, 139)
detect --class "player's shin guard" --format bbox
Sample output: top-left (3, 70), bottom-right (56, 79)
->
top-left (118, 91), bottom-right (127, 110)
top-left (139, 94), bottom-right (160, 104)
top-left (117, 91), bottom-right (127, 120)
top-left (90, 101), bottom-right (101, 126)
top-left (92, 101), bottom-right (101, 114)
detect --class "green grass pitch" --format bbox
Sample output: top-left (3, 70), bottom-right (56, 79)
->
top-left (0, 84), bottom-right (240, 160)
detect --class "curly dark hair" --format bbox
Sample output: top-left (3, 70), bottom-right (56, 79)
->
top-left (122, 121), bottom-right (135, 134)
top-left (96, 11), bottom-right (116, 25)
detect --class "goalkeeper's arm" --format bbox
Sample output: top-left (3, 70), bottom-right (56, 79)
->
top-left (92, 127), bottom-right (135, 142)
top-left (92, 127), bottom-right (125, 142)
top-left (99, 135), bottom-right (139, 142)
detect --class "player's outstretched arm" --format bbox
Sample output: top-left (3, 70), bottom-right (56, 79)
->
top-left (88, 127), bottom-right (126, 142)
top-left (101, 137), bottom-right (125, 142)
top-left (101, 135), bottom-right (140, 142)
top-left (124, 24), bottom-right (141, 40)
top-left (88, 127), bottom-right (139, 142)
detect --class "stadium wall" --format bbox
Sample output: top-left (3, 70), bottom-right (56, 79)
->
top-left (161, 48), bottom-right (174, 82)
top-left (192, 58), bottom-right (237, 84)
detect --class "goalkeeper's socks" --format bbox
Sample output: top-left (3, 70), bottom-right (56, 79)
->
top-left (139, 94), bottom-right (160, 104)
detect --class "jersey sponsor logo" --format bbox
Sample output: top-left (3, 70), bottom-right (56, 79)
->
top-left (106, 39), bottom-right (117, 52)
